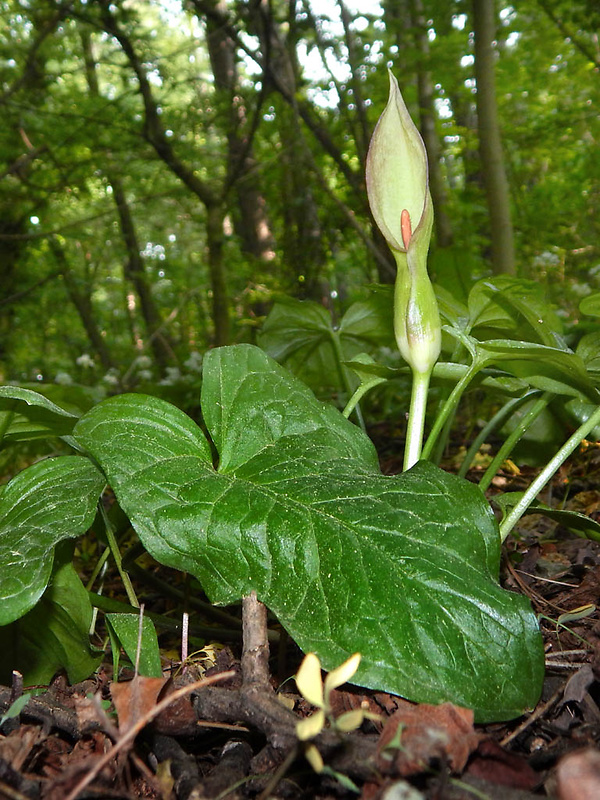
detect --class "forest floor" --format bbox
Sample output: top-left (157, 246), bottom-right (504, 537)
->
top-left (1, 433), bottom-right (600, 800)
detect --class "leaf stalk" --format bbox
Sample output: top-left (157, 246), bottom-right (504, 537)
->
top-left (499, 404), bottom-right (600, 541)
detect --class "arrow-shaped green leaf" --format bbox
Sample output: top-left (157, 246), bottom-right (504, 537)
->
top-left (73, 344), bottom-right (544, 721)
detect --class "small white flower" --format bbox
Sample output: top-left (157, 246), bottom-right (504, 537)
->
top-left (102, 370), bottom-right (120, 386)
top-left (54, 372), bottom-right (73, 385)
top-left (184, 351), bottom-right (203, 372)
top-left (76, 354), bottom-right (95, 368)
top-left (160, 366), bottom-right (181, 385)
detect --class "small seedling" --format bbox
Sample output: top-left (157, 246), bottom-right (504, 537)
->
top-left (295, 652), bottom-right (378, 786)
top-left (295, 652), bottom-right (379, 742)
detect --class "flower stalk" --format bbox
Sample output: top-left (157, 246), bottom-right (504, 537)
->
top-left (366, 72), bottom-right (441, 470)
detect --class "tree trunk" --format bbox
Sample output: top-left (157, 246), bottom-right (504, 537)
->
top-left (205, 0), bottom-right (276, 264)
top-left (0, 8), bottom-right (66, 374)
top-left (49, 238), bottom-right (117, 374)
top-left (111, 175), bottom-right (175, 370)
top-left (206, 205), bottom-right (231, 346)
top-left (0, 216), bottom-right (27, 373)
top-left (410, 0), bottom-right (454, 248)
top-left (96, 2), bottom-right (231, 344)
top-left (338, 0), bottom-right (371, 167)
top-left (81, 29), bottom-right (175, 371)
top-left (473, 0), bottom-right (516, 275)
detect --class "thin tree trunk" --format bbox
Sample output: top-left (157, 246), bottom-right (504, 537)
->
top-left (0, 217), bottom-right (26, 370)
top-left (410, 0), bottom-right (453, 247)
top-left (473, 0), bottom-right (516, 274)
top-left (111, 175), bottom-right (175, 370)
top-left (205, 0), bottom-right (276, 263)
top-left (206, 205), bottom-right (230, 346)
top-left (81, 29), bottom-right (175, 370)
top-left (49, 238), bottom-right (117, 374)
top-left (96, 2), bottom-right (231, 345)
top-left (338, 0), bottom-right (371, 166)
top-left (0, 9), bottom-right (66, 371)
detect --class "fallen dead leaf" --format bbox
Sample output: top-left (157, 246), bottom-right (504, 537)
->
top-left (110, 675), bottom-right (167, 733)
top-left (0, 724), bottom-right (42, 772)
top-left (465, 738), bottom-right (538, 791)
top-left (376, 700), bottom-right (479, 777)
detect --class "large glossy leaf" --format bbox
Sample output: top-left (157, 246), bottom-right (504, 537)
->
top-left (74, 344), bottom-right (544, 721)
top-left (0, 456), bottom-right (105, 625)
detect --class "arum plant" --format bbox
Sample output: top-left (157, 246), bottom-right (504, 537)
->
top-left (366, 71), bottom-right (441, 470)
top-left (18, 70), bottom-right (600, 723)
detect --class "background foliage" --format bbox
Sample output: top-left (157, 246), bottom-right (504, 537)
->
top-left (0, 0), bottom-right (598, 401)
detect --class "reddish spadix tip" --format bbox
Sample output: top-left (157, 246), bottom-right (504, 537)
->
top-left (401, 209), bottom-right (412, 249)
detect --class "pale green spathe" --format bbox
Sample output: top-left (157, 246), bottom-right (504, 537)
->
top-left (366, 72), bottom-right (441, 375)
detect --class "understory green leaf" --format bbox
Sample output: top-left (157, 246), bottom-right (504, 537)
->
top-left (0, 386), bottom-right (78, 442)
top-left (0, 456), bottom-right (105, 624)
top-left (258, 294), bottom-right (395, 392)
top-left (106, 613), bottom-right (163, 678)
top-left (576, 332), bottom-right (600, 379)
top-left (478, 340), bottom-right (598, 401)
top-left (467, 277), bottom-right (564, 346)
top-left (0, 693), bottom-right (31, 728)
top-left (74, 344), bottom-right (544, 721)
top-left (0, 545), bottom-right (101, 685)
top-left (580, 293), bottom-right (600, 318)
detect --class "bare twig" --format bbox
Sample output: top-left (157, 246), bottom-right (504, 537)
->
top-left (500, 685), bottom-right (564, 747)
top-left (241, 592), bottom-right (271, 690)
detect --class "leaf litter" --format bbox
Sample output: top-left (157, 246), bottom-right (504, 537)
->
top-left (1, 444), bottom-right (600, 798)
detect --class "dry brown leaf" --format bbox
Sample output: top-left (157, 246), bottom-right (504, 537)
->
top-left (0, 724), bottom-right (42, 772)
top-left (110, 676), bottom-right (167, 733)
top-left (466, 738), bottom-right (538, 790)
top-left (376, 699), bottom-right (479, 777)
top-left (153, 675), bottom-right (206, 735)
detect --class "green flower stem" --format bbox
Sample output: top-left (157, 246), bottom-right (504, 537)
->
top-left (343, 383), bottom-right (372, 420)
top-left (99, 503), bottom-right (139, 608)
top-left (421, 362), bottom-right (480, 461)
top-left (430, 415), bottom-right (455, 467)
top-left (458, 390), bottom-right (541, 479)
top-left (478, 392), bottom-right (553, 492)
top-left (85, 544), bottom-right (111, 591)
top-left (499, 403), bottom-right (600, 542)
top-left (404, 369), bottom-right (432, 471)
top-left (330, 330), bottom-right (366, 432)
top-left (429, 339), bottom-right (468, 465)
